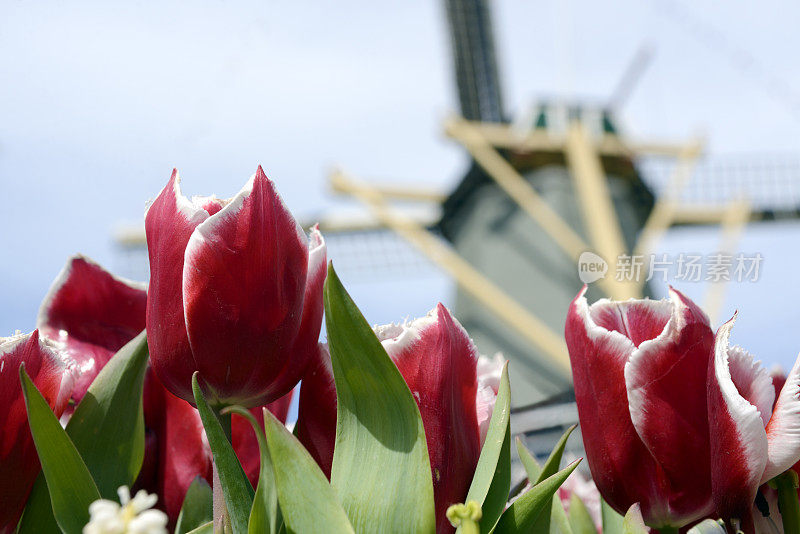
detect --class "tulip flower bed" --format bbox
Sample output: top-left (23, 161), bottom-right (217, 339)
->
top-left (2, 168), bottom-right (800, 534)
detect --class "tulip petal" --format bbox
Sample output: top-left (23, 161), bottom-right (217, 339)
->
top-left (378, 304), bottom-right (482, 534)
top-left (589, 296), bottom-right (672, 348)
top-left (182, 167), bottom-right (309, 406)
top-left (0, 331), bottom-right (74, 534)
top-left (708, 317), bottom-right (769, 521)
top-left (262, 225), bottom-right (327, 403)
top-left (146, 170), bottom-right (214, 403)
top-left (566, 287), bottom-right (668, 524)
top-left (762, 355), bottom-right (800, 482)
top-left (37, 255), bottom-right (147, 404)
top-left (624, 287), bottom-right (715, 524)
top-left (295, 344), bottom-right (337, 478)
top-left (476, 353), bottom-right (503, 444)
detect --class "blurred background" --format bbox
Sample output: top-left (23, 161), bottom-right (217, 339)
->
top-left (3, 0), bottom-right (799, 441)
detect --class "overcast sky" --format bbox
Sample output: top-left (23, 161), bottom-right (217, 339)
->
top-left (2, 0), bottom-right (799, 370)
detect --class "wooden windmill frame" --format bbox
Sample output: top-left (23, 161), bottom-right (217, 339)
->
top-left (330, 115), bottom-right (752, 379)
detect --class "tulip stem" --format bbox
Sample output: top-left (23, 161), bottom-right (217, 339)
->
top-left (775, 470), bottom-right (800, 534)
top-left (212, 411), bottom-right (233, 534)
top-left (657, 528), bottom-right (679, 534)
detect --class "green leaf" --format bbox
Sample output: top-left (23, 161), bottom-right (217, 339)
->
top-left (548, 498), bottom-right (573, 534)
top-left (491, 459), bottom-right (581, 534)
top-left (566, 494), bottom-right (595, 534)
top-left (515, 437), bottom-right (542, 482)
top-left (324, 264), bottom-right (436, 533)
top-left (192, 373), bottom-right (254, 534)
top-left (67, 331), bottom-right (149, 495)
top-left (621, 504), bottom-right (648, 534)
top-left (222, 406), bottom-right (281, 534)
top-left (535, 425), bottom-right (577, 485)
top-left (175, 477), bottom-right (213, 534)
top-left (262, 407), bottom-right (354, 533)
top-left (20, 331), bottom-right (150, 533)
top-left (19, 365), bottom-right (101, 534)
top-left (462, 363), bottom-right (511, 533)
top-left (515, 437), bottom-right (572, 534)
top-left (774, 470), bottom-right (800, 534)
top-left (185, 521), bottom-right (214, 534)
top-left (601, 498), bottom-right (625, 534)
top-left (686, 519), bottom-right (727, 534)
top-left (529, 425), bottom-right (577, 533)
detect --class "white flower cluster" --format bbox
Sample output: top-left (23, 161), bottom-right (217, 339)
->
top-left (83, 486), bottom-right (168, 534)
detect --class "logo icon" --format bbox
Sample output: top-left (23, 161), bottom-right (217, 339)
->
top-left (578, 252), bottom-right (608, 284)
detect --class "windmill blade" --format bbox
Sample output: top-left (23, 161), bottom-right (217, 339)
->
top-left (443, 0), bottom-right (505, 122)
top-left (607, 43), bottom-right (655, 111)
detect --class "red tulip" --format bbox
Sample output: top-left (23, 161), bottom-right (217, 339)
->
top-left (37, 255), bottom-right (147, 406)
top-left (565, 286), bottom-right (715, 529)
top-left (707, 316), bottom-right (800, 526)
top-left (0, 331), bottom-right (74, 534)
top-left (295, 304), bottom-right (501, 533)
top-left (145, 168), bottom-right (326, 407)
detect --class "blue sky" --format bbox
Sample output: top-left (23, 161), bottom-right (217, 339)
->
top-left (2, 1), bottom-right (799, 370)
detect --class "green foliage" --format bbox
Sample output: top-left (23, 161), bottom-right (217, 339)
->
top-left (492, 460), bottom-right (581, 533)
top-left (324, 263), bottom-right (436, 533)
top-left (19, 366), bottom-right (101, 534)
top-left (175, 477), bottom-right (213, 534)
top-left (567, 494), bottom-right (594, 534)
top-left (19, 332), bottom-right (150, 533)
top-left (773, 470), bottom-right (800, 534)
top-left (262, 407), bottom-right (354, 533)
top-left (515, 436), bottom-right (542, 482)
top-left (192, 373), bottom-right (254, 534)
top-left (67, 331), bottom-right (149, 495)
top-left (515, 436), bottom-right (574, 534)
top-left (528, 424), bottom-right (577, 533)
top-left (222, 406), bottom-right (282, 534)
top-left (601, 498), bottom-right (625, 534)
top-left (462, 363), bottom-right (511, 533)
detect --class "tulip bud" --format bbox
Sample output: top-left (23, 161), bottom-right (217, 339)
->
top-left (145, 168), bottom-right (326, 407)
top-left (566, 286), bottom-right (715, 528)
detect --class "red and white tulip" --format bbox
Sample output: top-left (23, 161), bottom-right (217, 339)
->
top-left (567, 286), bottom-right (800, 530)
top-left (566, 286), bottom-right (715, 529)
top-left (145, 168), bottom-right (325, 407)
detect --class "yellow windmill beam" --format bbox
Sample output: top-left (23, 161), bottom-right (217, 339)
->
top-left (565, 123), bottom-right (639, 299)
top-left (634, 141), bottom-right (704, 258)
top-left (451, 117), bottom-right (703, 157)
top-left (329, 169), bottom-right (572, 377)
